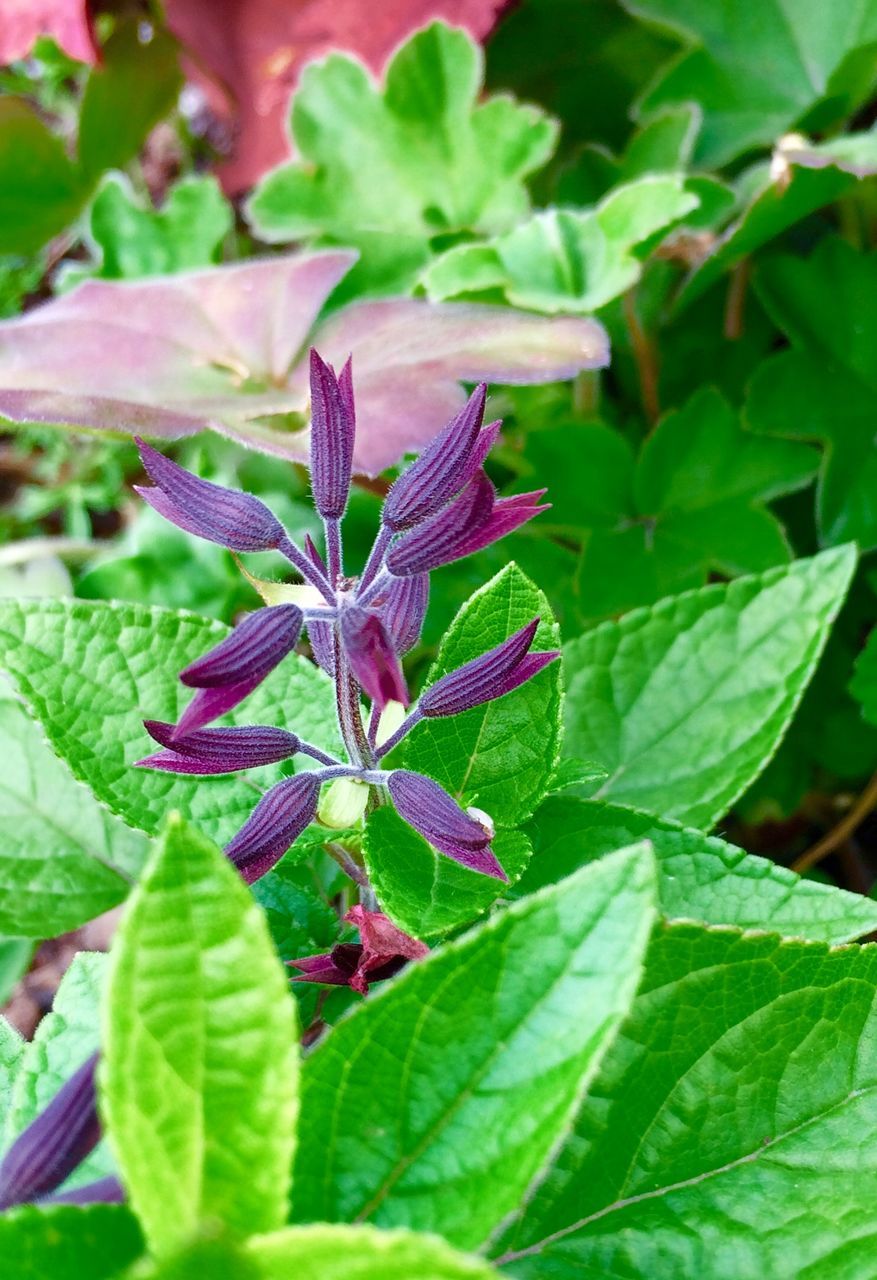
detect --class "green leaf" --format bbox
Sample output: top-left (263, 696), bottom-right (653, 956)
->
top-left (0, 597), bottom-right (340, 845)
top-left (496, 922), bottom-right (877, 1277)
top-left (0, 684), bottom-right (146, 937)
top-left (0, 1204), bottom-right (143, 1280)
top-left (247, 22), bottom-right (556, 298)
top-left (363, 807), bottom-right (531, 938)
top-left (565, 388), bottom-right (816, 620)
top-left (423, 175), bottom-right (697, 310)
top-left (247, 1224), bottom-right (499, 1279)
top-left (0, 939), bottom-right (32, 1004)
top-left (624, 0), bottom-right (877, 166)
top-left (747, 237), bottom-right (877, 550)
top-left (101, 815), bottom-right (299, 1256)
top-left (0, 1016), bottom-right (23, 1121)
top-left (4, 952), bottom-right (112, 1190)
top-left (293, 844), bottom-right (657, 1250)
top-left (563, 546), bottom-right (856, 828)
top-left (0, 99), bottom-right (83, 255)
top-left (517, 795), bottom-right (877, 943)
top-left (852, 627), bottom-right (877, 727)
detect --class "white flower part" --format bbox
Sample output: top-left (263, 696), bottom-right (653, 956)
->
top-left (466, 805), bottom-right (495, 839)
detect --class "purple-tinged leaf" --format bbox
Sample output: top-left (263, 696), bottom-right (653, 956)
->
top-left (387, 769), bottom-right (507, 880)
top-left (175, 674), bottom-right (266, 738)
top-left (419, 619), bottom-right (559, 717)
top-left (225, 772), bottom-right (321, 883)
top-left (385, 471), bottom-right (494, 577)
top-left (309, 350), bottom-right (355, 520)
top-left (180, 605), bottom-right (302, 688)
top-left (0, 1053), bottom-right (100, 1211)
top-left (44, 1176), bottom-right (125, 1206)
top-left (137, 722), bottom-right (301, 774)
top-left (376, 574), bottom-right (430, 655)
top-left (339, 605), bottom-right (409, 709)
top-left (382, 384), bottom-right (486, 530)
top-left (136, 439), bottom-right (286, 552)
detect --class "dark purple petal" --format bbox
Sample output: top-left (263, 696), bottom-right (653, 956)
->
top-left (307, 620), bottom-right (336, 677)
top-left (0, 1053), bottom-right (100, 1211)
top-left (442, 490), bottom-right (549, 565)
top-left (290, 908), bottom-right (428, 995)
top-left (135, 438), bottom-right (286, 552)
top-left (181, 605), bottom-right (302, 689)
top-left (382, 384), bottom-right (487, 531)
top-left (44, 1176), bottom-right (125, 1206)
top-left (225, 773), bottom-right (321, 883)
top-left (385, 471), bottom-right (494, 577)
top-left (289, 943), bottom-right (363, 987)
top-left (309, 349), bottom-right (355, 520)
top-left (419, 620), bottom-right (558, 717)
top-left (303, 532), bottom-right (328, 576)
top-left (339, 605), bottom-right (409, 709)
top-left (375, 574), bottom-right (429, 655)
top-left (387, 770), bottom-right (507, 881)
top-left (175, 675), bottom-right (265, 738)
top-left (137, 722), bottom-right (301, 774)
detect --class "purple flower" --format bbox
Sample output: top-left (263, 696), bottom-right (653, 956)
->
top-left (225, 772), bottom-right (321, 883)
top-left (387, 769), bottom-right (508, 880)
top-left (0, 1053), bottom-right (100, 1211)
top-left (181, 605), bottom-right (302, 689)
top-left (137, 723), bottom-right (302, 774)
top-left (290, 905), bottom-right (429, 996)
top-left (309, 350), bottom-right (355, 522)
top-left (419, 620), bottom-right (559, 718)
top-left (339, 605), bottom-right (409, 710)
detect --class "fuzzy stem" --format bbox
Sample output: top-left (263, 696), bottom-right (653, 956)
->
top-left (324, 517), bottom-right (342, 586)
top-left (332, 627), bottom-right (374, 769)
top-left (278, 534), bottom-right (335, 606)
top-left (374, 708), bottom-right (422, 760)
top-left (357, 567), bottom-right (392, 608)
top-left (297, 741), bottom-right (344, 767)
top-left (359, 524), bottom-right (393, 593)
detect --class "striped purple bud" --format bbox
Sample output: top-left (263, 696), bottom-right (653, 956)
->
top-left (339, 605), bottom-right (409, 709)
top-left (386, 471), bottom-right (494, 577)
top-left (175, 674), bottom-right (266, 738)
top-left (446, 489), bottom-right (549, 561)
top-left (419, 620), bottom-right (558, 718)
top-left (181, 605), bottom-right (302, 689)
top-left (0, 1053), bottom-right (100, 1211)
top-left (387, 770), bottom-right (507, 880)
top-left (310, 349), bottom-right (355, 520)
top-left (376, 574), bottom-right (429, 655)
top-left (46, 1176), bottom-right (125, 1206)
top-left (225, 772), bottom-right (321, 883)
top-left (382, 384), bottom-right (487, 531)
top-left (135, 439), bottom-right (286, 552)
top-left (137, 722), bottom-right (301, 774)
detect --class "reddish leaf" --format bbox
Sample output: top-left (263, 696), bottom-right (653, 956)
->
top-left (0, 0), bottom-right (95, 65)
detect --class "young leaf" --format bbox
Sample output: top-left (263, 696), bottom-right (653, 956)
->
top-left (246, 1224), bottom-right (499, 1279)
top-left (564, 546), bottom-right (856, 828)
top-left (747, 238), bottom-right (877, 550)
top-left (496, 922), bottom-right (877, 1276)
top-left (293, 844), bottom-right (657, 1249)
top-left (518, 796), bottom-right (877, 944)
top-left (0, 597), bottom-right (340, 845)
top-left (101, 814), bottom-right (299, 1257)
top-left (0, 686), bottom-right (146, 937)
top-left (246, 22), bottom-right (557, 298)
top-left (0, 1203), bottom-right (143, 1280)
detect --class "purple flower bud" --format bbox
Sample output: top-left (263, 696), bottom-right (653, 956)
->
top-left (339, 605), bottom-right (409, 709)
top-left (0, 1053), bottom-right (100, 1211)
top-left (387, 770), bottom-right (507, 880)
top-left (290, 905), bottom-right (428, 995)
top-left (419, 620), bottom-right (559, 718)
top-left (382, 385), bottom-right (487, 531)
top-left (447, 489), bottom-right (549, 561)
top-left (225, 772), bottom-right (321, 883)
top-left (135, 439), bottom-right (286, 552)
top-left (181, 605), bottom-right (302, 688)
top-left (137, 722), bottom-right (301, 774)
top-left (175, 674), bottom-right (266, 738)
top-left (310, 349), bottom-right (355, 520)
top-left (385, 471), bottom-right (494, 577)
top-left (45, 1176), bottom-right (125, 1206)
top-left (375, 573), bottom-right (429, 655)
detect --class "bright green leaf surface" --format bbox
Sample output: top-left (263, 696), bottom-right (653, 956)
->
top-left (247, 22), bottom-right (556, 298)
top-left (101, 816), bottom-right (299, 1256)
top-left (0, 938), bottom-right (32, 1004)
top-left (564, 546), bottom-right (856, 828)
top-left (498, 923), bottom-right (877, 1278)
top-left (0, 1204), bottom-right (143, 1280)
top-left (0, 1016), bottom-right (23, 1122)
top-left (293, 845), bottom-right (656, 1250)
top-left (517, 796), bottom-right (877, 942)
top-left (0, 597), bottom-right (339, 844)
top-left (248, 1224), bottom-right (499, 1279)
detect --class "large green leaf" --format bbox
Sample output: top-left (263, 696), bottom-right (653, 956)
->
top-left (497, 922), bottom-right (877, 1277)
top-left (0, 1017), bottom-right (23, 1121)
top-left (0, 99), bottom-right (82, 255)
top-left (747, 237), bottom-right (877, 551)
top-left (0, 1204), bottom-right (143, 1280)
top-left (518, 796), bottom-right (877, 943)
top-left (0, 598), bottom-right (339, 846)
top-left (0, 684), bottom-right (146, 937)
top-left (293, 844), bottom-right (656, 1250)
top-left (101, 815), bottom-right (299, 1257)
top-left (248, 1225), bottom-right (497, 1279)
top-left (563, 546), bottom-right (856, 828)
top-left (247, 22), bottom-right (556, 299)
top-left (624, 0), bottom-right (877, 166)
top-left (0, 939), bottom-right (33, 1004)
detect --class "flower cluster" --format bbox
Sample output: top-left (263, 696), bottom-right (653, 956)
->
top-left (135, 350), bottom-right (557, 888)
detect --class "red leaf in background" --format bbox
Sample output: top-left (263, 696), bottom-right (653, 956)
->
top-left (0, 0), bottom-right (95, 64)
top-left (164, 0), bottom-right (511, 193)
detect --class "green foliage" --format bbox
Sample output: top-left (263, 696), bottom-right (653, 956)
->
top-left (246, 1225), bottom-right (500, 1279)
top-left (0, 1204), bottom-right (143, 1280)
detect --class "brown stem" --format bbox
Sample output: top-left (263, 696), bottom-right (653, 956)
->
top-left (623, 288), bottom-right (660, 426)
top-left (724, 258), bottom-right (751, 340)
top-left (791, 770), bottom-right (877, 874)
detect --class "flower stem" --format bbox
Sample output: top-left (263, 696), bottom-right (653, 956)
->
top-left (325, 517), bottom-right (342, 585)
top-left (359, 524), bottom-right (392, 593)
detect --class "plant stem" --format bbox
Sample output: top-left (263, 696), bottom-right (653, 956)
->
top-left (325, 517), bottom-right (342, 585)
top-left (359, 524), bottom-right (392, 593)
top-left (623, 287), bottom-right (660, 426)
top-left (791, 770), bottom-right (877, 874)
top-left (723, 257), bottom-right (751, 340)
